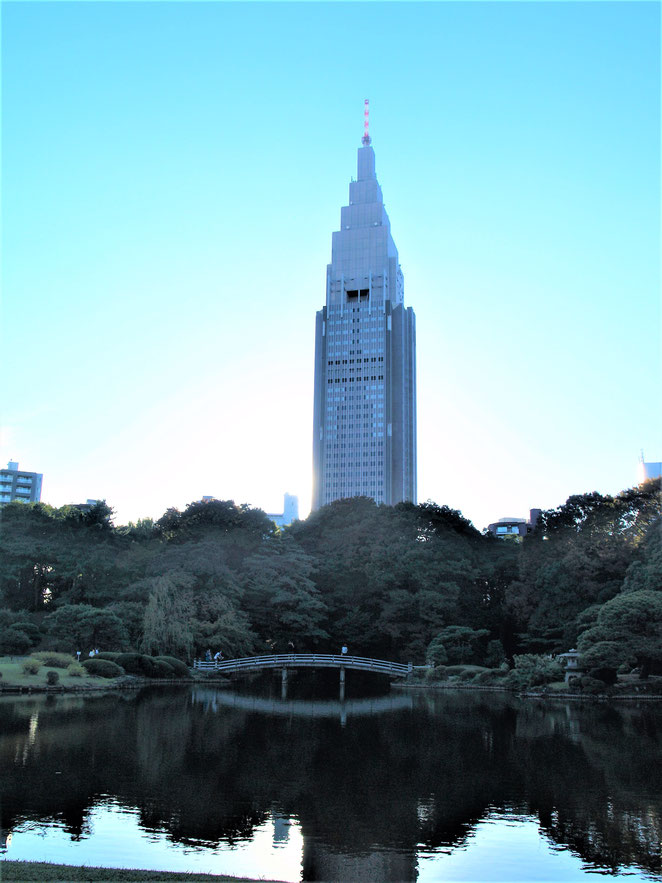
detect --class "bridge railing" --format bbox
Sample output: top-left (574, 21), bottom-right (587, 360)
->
top-left (193, 653), bottom-right (412, 677)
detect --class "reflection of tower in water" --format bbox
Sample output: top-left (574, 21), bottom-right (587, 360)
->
top-left (272, 813), bottom-right (291, 845)
top-left (302, 841), bottom-right (417, 882)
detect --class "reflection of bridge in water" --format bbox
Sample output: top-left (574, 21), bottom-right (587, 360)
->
top-left (190, 686), bottom-right (414, 725)
top-left (193, 654), bottom-right (414, 700)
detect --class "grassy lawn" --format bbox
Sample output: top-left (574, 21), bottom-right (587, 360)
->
top-left (0, 860), bottom-right (284, 882)
top-left (0, 657), bottom-right (109, 690)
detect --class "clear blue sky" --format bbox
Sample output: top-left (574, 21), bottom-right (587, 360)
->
top-left (2, 1), bottom-right (660, 529)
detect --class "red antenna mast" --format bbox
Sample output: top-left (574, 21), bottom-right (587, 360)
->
top-left (362, 99), bottom-right (371, 146)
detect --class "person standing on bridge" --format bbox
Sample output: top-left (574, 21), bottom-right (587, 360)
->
top-left (341, 645), bottom-right (348, 656)
top-left (213, 650), bottom-right (223, 662)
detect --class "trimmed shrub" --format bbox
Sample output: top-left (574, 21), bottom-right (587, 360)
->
top-left (113, 653), bottom-right (158, 677)
top-left (152, 659), bottom-right (175, 678)
top-left (580, 644), bottom-right (620, 685)
top-left (32, 651), bottom-right (75, 669)
top-left (444, 665), bottom-right (489, 677)
top-left (22, 658), bottom-right (44, 675)
top-left (155, 656), bottom-right (191, 678)
top-left (46, 670), bottom-right (60, 686)
top-left (578, 675), bottom-right (609, 695)
top-left (96, 652), bottom-right (122, 661)
top-left (67, 662), bottom-right (86, 677)
top-left (82, 658), bottom-right (124, 679)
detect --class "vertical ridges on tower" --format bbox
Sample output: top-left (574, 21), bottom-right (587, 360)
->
top-left (312, 112), bottom-right (417, 510)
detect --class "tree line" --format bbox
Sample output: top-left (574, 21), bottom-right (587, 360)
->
top-left (0, 479), bottom-right (659, 677)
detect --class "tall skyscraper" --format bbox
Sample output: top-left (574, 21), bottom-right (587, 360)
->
top-left (312, 105), bottom-right (416, 510)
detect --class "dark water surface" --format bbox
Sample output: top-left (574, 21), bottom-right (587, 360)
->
top-left (1, 677), bottom-right (661, 882)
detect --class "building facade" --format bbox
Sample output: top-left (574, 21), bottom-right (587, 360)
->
top-left (312, 126), bottom-right (416, 510)
top-left (0, 461), bottom-right (43, 506)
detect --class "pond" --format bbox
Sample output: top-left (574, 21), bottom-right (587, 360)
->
top-left (1, 676), bottom-right (661, 881)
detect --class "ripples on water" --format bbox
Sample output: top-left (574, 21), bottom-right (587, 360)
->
top-left (0, 676), bottom-right (660, 882)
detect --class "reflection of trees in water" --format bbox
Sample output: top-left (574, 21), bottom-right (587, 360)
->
top-left (516, 702), bottom-right (662, 875)
top-left (0, 688), bottom-right (661, 878)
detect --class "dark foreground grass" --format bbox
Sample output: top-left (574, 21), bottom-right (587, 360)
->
top-left (0, 861), bottom-right (285, 882)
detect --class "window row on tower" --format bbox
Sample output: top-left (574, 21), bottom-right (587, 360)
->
top-left (328, 356), bottom-right (384, 365)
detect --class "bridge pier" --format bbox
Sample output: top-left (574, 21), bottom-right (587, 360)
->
top-left (339, 666), bottom-right (345, 701)
top-left (281, 668), bottom-right (288, 699)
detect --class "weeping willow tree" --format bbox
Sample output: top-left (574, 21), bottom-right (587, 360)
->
top-left (140, 572), bottom-right (194, 659)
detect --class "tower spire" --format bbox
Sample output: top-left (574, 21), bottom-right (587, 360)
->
top-left (362, 98), bottom-right (371, 146)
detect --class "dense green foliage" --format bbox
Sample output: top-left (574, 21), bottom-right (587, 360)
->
top-left (506, 654), bottom-right (565, 689)
top-left (506, 481), bottom-right (661, 655)
top-left (577, 590), bottom-right (662, 678)
top-left (0, 481), bottom-right (659, 675)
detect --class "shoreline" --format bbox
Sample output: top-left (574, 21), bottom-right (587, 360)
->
top-left (0, 860), bottom-right (285, 882)
top-left (0, 672), bottom-right (231, 696)
top-left (2, 674), bottom-right (660, 702)
top-left (395, 681), bottom-right (662, 701)
top-left (0, 677), bottom-right (195, 695)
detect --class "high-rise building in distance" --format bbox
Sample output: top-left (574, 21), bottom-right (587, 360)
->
top-left (312, 107), bottom-right (416, 510)
top-left (638, 452), bottom-right (662, 483)
top-left (267, 493), bottom-right (300, 528)
top-left (0, 461), bottom-right (43, 506)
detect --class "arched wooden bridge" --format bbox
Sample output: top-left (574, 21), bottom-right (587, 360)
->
top-left (193, 653), bottom-right (413, 678)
